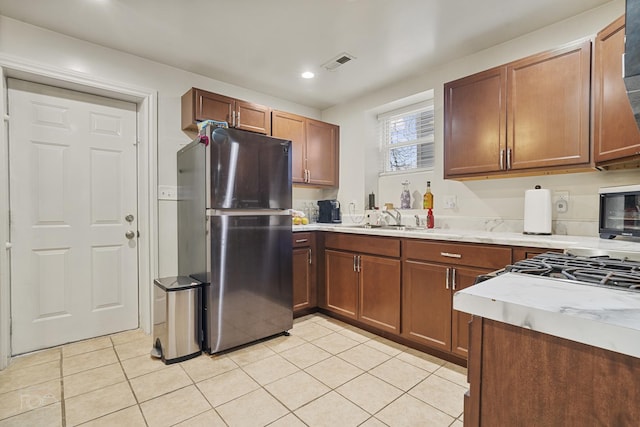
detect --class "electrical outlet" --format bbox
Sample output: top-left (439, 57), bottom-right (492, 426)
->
top-left (554, 191), bottom-right (569, 213)
top-left (444, 195), bottom-right (457, 209)
top-left (158, 185), bottom-right (177, 200)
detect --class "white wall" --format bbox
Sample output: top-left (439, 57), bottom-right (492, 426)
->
top-left (0, 16), bottom-right (321, 276)
top-left (322, 0), bottom-right (640, 236)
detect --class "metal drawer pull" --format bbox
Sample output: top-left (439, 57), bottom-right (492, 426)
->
top-left (452, 268), bottom-right (457, 290)
top-left (440, 252), bottom-right (462, 259)
top-left (295, 239), bottom-right (309, 243)
top-left (446, 267), bottom-right (451, 290)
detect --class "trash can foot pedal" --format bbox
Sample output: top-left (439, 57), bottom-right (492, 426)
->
top-left (150, 347), bottom-right (162, 359)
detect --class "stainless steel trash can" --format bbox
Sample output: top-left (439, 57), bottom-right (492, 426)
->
top-left (151, 276), bottom-right (205, 364)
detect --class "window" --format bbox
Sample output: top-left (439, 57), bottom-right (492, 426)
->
top-left (378, 101), bottom-right (435, 174)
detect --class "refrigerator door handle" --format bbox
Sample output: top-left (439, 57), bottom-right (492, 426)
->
top-left (206, 209), bottom-right (292, 217)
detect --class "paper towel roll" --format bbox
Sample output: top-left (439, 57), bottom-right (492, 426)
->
top-left (523, 186), bottom-right (552, 235)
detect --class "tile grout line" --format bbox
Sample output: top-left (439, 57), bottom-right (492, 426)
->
top-left (110, 335), bottom-right (151, 427)
top-left (59, 347), bottom-right (66, 427)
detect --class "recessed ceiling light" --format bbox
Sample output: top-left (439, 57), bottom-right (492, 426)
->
top-left (301, 71), bottom-right (315, 79)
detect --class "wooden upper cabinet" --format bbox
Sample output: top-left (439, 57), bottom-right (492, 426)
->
top-left (444, 40), bottom-right (592, 179)
top-left (272, 111), bottom-right (306, 183)
top-left (593, 16), bottom-right (640, 166)
top-left (507, 40), bottom-right (591, 170)
top-left (181, 88), bottom-right (270, 134)
top-left (306, 118), bottom-right (339, 187)
top-left (444, 67), bottom-right (507, 177)
top-left (272, 111), bottom-right (339, 187)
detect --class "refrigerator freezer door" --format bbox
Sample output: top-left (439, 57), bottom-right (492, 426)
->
top-left (204, 213), bottom-right (293, 353)
top-left (208, 128), bottom-right (292, 210)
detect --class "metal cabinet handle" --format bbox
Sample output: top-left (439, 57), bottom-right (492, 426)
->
top-left (237, 110), bottom-right (240, 127)
top-left (353, 255), bottom-right (357, 272)
top-left (358, 255), bottom-right (361, 272)
top-left (446, 267), bottom-right (451, 290)
top-left (452, 268), bottom-right (457, 290)
top-left (506, 148), bottom-right (512, 170)
top-left (499, 149), bottom-right (504, 170)
top-left (308, 248), bottom-right (312, 265)
top-left (440, 252), bottom-right (462, 259)
top-left (295, 239), bottom-right (308, 243)
top-left (231, 111), bottom-right (236, 127)
top-left (307, 170), bottom-right (311, 183)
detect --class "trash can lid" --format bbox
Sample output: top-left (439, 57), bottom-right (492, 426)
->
top-left (153, 276), bottom-right (204, 292)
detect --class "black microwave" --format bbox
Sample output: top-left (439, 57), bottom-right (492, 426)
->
top-left (599, 184), bottom-right (640, 239)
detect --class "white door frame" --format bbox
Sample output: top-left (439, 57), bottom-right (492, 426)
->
top-left (0, 53), bottom-right (158, 370)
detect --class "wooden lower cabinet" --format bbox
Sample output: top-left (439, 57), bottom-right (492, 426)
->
top-left (292, 233), bottom-right (316, 314)
top-left (512, 246), bottom-right (561, 263)
top-left (359, 255), bottom-right (401, 332)
top-left (325, 249), bottom-right (358, 318)
top-left (403, 260), bottom-right (489, 357)
top-left (324, 234), bottom-right (401, 334)
top-left (465, 317), bottom-right (640, 426)
top-left (402, 239), bottom-right (511, 357)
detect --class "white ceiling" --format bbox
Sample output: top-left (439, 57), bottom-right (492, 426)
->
top-left (0, 0), bottom-right (612, 110)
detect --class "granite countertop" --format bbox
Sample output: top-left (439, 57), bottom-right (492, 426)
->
top-left (297, 223), bottom-right (640, 356)
top-left (453, 273), bottom-right (640, 358)
top-left (294, 223), bottom-right (640, 252)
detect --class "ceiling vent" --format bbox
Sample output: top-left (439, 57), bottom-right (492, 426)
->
top-left (322, 52), bottom-right (356, 71)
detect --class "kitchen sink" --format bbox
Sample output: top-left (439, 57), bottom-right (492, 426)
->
top-left (353, 224), bottom-right (419, 231)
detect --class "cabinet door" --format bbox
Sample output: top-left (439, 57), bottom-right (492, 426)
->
top-left (402, 260), bottom-right (451, 352)
top-left (359, 255), bottom-right (401, 333)
top-left (451, 266), bottom-right (489, 358)
top-left (195, 89), bottom-right (234, 125)
top-left (236, 100), bottom-right (270, 135)
top-left (293, 247), bottom-right (312, 312)
top-left (507, 41), bottom-right (591, 170)
top-left (306, 118), bottom-right (339, 187)
top-left (272, 111), bottom-right (306, 183)
top-left (593, 16), bottom-right (640, 165)
top-left (325, 250), bottom-right (358, 319)
top-left (444, 67), bottom-right (507, 178)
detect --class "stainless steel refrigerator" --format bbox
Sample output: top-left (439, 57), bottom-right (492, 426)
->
top-left (177, 126), bottom-right (293, 354)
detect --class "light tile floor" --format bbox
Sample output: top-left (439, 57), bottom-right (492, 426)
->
top-left (0, 314), bottom-right (466, 427)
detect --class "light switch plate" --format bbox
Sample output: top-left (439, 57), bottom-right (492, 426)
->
top-left (444, 195), bottom-right (457, 209)
top-left (158, 185), bottom-right (177, 200)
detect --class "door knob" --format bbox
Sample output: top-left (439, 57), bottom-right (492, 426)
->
top-left (125, 214), bottom-right (134, 223)
top-left (125, 230), bottom-right (136, 239)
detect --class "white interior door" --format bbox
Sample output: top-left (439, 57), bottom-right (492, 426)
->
top-left (8, 78), bottom-right (139, 355)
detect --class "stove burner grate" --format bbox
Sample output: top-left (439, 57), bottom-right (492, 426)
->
top-left (501, 251), bottom-right (640, 292)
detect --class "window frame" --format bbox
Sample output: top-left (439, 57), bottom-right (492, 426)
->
top-left (378, 100), bottom-right (435, 176)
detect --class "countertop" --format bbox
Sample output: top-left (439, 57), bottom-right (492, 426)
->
top-left (453, 273), bottom-right (640, 358)
top-left (293, 223), bottom-right (640, 252)
top-left (297, 223), bottom-right (640, 357)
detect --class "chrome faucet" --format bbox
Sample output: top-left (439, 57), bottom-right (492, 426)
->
top-left (382, 208), bottom-right (402, 226)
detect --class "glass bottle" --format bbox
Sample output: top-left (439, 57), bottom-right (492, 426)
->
top-left (423, 181), bottom-right (433, 210)
top-left (400, 181), bottom-right (411, 209)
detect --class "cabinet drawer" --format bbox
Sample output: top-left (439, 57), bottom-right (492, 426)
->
top-left (292, 232), bottom-right (312, 247)
top-left (325, 233), bottom-right (400, 258)
top-left (404, 239), bottom-right (511, 269)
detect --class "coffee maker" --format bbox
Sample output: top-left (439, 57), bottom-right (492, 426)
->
top-left (317, 200), bottom-right (341, 223)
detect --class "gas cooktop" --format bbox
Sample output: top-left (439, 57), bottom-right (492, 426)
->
top-left (486, 250), bottom-right (640, 292)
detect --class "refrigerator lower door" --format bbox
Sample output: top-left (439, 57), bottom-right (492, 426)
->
top-left (204, 212), bottom-right (292, 353)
